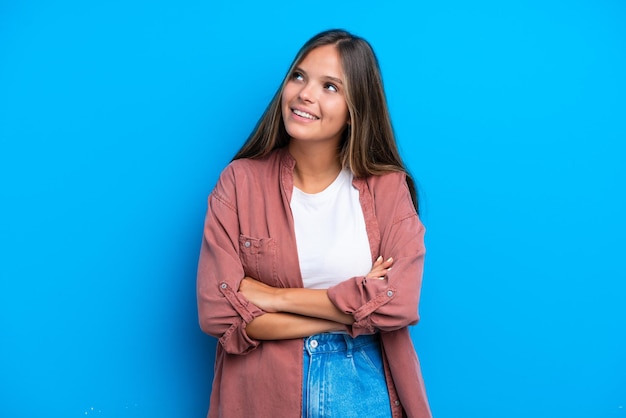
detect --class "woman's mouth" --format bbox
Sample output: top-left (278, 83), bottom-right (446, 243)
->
top-left (292, 108), bottom-right (319, 120)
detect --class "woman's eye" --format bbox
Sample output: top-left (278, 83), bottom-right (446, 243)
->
top-left (325, 83), bottom-right (338, 92)
top-left (292, 72), bottom-right (304, 81)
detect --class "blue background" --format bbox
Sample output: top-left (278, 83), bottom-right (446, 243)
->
top-left (1, 1), bottom-right (624, 417)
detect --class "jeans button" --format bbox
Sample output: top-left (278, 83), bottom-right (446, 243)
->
top-left (310, 339), bottom-right (318, 349)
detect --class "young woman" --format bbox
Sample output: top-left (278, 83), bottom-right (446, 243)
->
top-left (197, 29), bottom-right (431, 418)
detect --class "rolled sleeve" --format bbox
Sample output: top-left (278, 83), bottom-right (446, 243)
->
top-left (196, 168), bottom-right (265, 355)
top-left (327, 175), bottom-right (426, 336)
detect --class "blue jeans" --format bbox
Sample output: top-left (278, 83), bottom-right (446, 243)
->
top-left (302, 333), bottom-right (392, 418)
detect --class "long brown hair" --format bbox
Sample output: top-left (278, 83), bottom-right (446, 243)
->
top-left (233, 29), bottom-right (418, 211)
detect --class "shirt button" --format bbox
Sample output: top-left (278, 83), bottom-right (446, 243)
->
top-left (220, 283), bottom-right (227, 289)
top-left (394, 400), bottom-right (400, 406)
top-left (309, 339), bottom-right (318, 349)
top-left (244, 241), bottom-right (251, 248)
top-left (387, 290), bottom-right (394, 297)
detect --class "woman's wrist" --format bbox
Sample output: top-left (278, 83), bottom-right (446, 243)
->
top-left (273, 287), bottom-right (289, 312)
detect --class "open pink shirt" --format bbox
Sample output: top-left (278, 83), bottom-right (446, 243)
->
top-left (197, 148), bottom-right (431, 417)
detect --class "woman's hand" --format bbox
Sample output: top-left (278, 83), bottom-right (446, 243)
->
top-left (366, 256), bottom-right (394, 280)
top-left (239, 276), bottom-right (280, 312)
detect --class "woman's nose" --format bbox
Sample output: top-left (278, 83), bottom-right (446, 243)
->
top-left (298, 83), bottom-right (314, 103)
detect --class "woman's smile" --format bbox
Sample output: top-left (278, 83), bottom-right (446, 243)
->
top-left (291, 108), bottom-right (320, 121)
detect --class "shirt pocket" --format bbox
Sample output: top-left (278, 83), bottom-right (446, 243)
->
top-left (239, 234), bottom-right (279, 286)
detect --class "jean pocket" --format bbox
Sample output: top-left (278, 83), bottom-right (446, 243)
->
top-left (355, 342), bottom-right (386, 377)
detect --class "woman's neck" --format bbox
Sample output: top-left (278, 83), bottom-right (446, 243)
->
top-left (288, 141), bottom-right (342, 194)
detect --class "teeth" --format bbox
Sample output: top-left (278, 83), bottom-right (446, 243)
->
top-left (293, 109), bottom-right (318, 120)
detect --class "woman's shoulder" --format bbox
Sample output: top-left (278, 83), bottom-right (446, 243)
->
top-left (363, 170), bottom-right (408, 191)
top-left (360, 171), bottom-right (417, 221)
top-left (213, 149), bottom-right (285, 197)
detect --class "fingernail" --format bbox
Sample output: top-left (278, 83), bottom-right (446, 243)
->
top-left (377, 256), bottom-right (383, 261)
top-left (387, 257), bottom-right (393, 262)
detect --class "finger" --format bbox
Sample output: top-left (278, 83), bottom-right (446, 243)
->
top-left (374, 258), bottom-right (393, 271)
top-left (366, 268), bottom-right (389, 280)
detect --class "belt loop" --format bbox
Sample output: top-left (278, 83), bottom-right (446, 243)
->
top-left (342, 334), bottom-right (353, 358)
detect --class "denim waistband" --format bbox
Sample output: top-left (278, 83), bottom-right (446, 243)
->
top-left (303, 333), bottom-right (380, 355)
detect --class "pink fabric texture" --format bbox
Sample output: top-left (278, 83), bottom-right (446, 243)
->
top-left (197, 148), bottom-right (431, 417)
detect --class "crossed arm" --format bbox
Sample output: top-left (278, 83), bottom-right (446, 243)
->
top-left (239, 256), bottom-right (394, 340)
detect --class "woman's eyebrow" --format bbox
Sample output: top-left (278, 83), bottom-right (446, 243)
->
top-left (294, 67), bottom-right (343, 84)
top-left (324, 75), bottom-right (343, 85)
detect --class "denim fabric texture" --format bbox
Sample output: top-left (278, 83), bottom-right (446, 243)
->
top-left (302, 333), bottom-right (392, 418)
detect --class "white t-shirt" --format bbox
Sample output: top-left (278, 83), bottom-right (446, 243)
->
top-left (290, 169), bottom-right (372, 289)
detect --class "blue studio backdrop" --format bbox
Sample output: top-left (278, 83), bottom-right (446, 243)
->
top-left (1, 1), bottom-right (624, 417)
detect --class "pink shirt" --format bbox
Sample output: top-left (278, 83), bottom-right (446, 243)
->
top-left (197, 148), bottom-right (432, 417)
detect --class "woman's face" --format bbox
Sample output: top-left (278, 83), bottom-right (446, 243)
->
top-left (281, 44), bottom-right (349, 147)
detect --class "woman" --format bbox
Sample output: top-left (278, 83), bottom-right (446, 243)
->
top-left (197, 29), bottom-right (431, 418)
